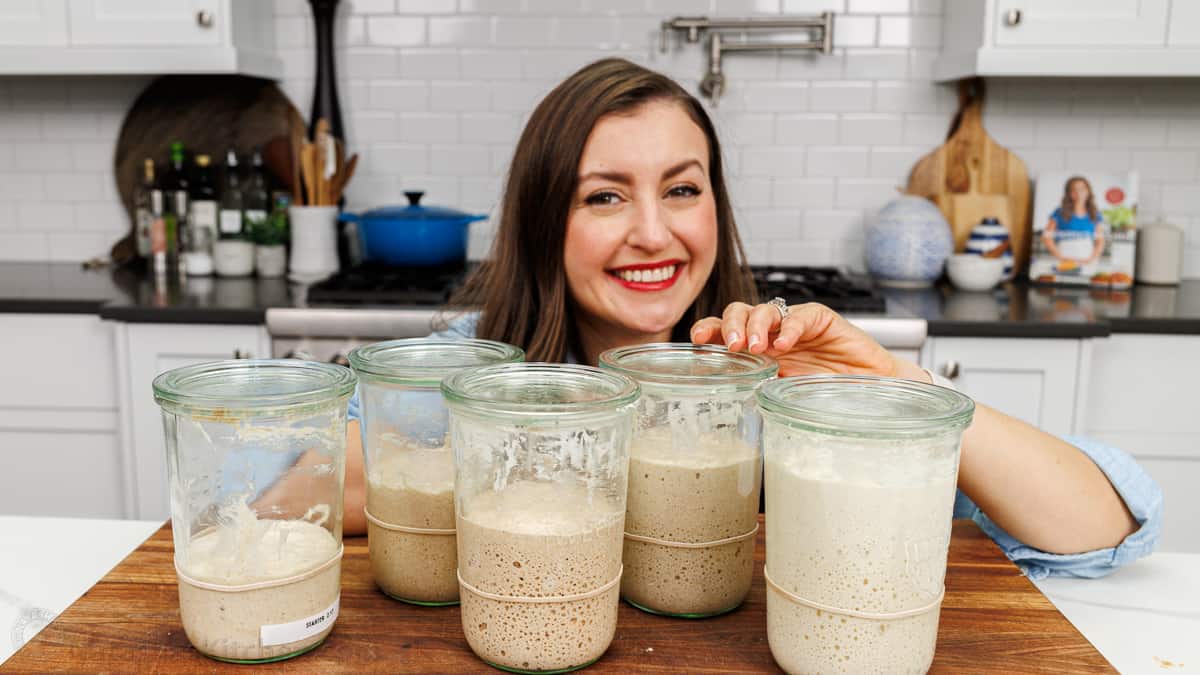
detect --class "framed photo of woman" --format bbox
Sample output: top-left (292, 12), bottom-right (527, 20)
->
top-left (1029, 171), bottom-right (1138, 288)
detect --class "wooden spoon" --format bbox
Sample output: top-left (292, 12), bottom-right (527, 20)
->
top-left (331, 153), bottom-right (358, 204)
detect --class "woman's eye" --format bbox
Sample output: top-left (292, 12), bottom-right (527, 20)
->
top-left (666, 184), bottom-right (700, 198)
top-left (585, 191), bottom-right (621, 207)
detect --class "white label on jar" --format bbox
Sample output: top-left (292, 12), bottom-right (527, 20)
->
top-left (259, 596), bottom-right (339, 647)
top-left (219, 209), bottom-right (242, 234)
top-left (191, 200), bottom-right (217, 230)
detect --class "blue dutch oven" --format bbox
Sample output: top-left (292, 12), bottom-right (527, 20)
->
top-left (338, 191), bottom-right (487, 266)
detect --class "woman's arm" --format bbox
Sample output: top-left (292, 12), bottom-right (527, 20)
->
top-left (1041, 218), bottom-right (1065, 260)
top-left (1087, 222), bottom-right (1106, 264)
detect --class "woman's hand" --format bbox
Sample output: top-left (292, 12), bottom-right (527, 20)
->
top-left (690, 301), bottom-right (929, 382)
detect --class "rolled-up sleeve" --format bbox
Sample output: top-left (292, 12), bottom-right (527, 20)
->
top-left (952, 435), bottom-right (1163, 580)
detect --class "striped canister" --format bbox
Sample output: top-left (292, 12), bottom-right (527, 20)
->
top-left (965, 218), bottom-right (1014, 280)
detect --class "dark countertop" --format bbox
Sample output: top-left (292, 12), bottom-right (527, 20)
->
top-left (0, 262), bottom-right (301, 324)
top-left (3, 262), bottom-right (1200, 336)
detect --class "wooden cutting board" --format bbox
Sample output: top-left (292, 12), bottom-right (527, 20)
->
top-left (7, 519), bottom-right (1114, 673)
top-left (907, 79), bottom-right (1032, 274)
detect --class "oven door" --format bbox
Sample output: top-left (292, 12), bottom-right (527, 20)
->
top-left (266, 307), bottom-right (441, 363)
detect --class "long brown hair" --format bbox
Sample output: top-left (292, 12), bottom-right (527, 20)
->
top-left (448, 58), bottom-right (757, 363)
top-left (1061, 176), bottom-right (1099, 222)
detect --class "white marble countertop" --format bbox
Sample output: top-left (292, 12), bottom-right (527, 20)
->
top-left (1, 516), bottom-right (1196, 671)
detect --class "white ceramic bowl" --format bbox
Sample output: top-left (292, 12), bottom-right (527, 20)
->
top-left (947, 253), bottom-right (1005, 292)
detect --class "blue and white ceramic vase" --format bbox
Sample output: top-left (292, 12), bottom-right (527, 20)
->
top-left (965, 217), bottom-right (1014, 281)
top-left (865, 196), bottom-right (953, 287)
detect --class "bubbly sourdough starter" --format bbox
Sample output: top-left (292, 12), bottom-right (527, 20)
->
top-left (765, 452), bottom-right (957, 674)
top-left (176, 499), bottom-right (341, 662)
top-left (457, 481), bottom-right (624, 673)
top-left (622, 430), bottom-right (760, 615)
top-left (367, 445), bottom-right (458, 603)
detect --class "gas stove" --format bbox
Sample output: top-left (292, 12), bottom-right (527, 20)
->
top-left (306, 261), bottom-right (469, 306)
top-left (752, 266), bottom-right (886, 314)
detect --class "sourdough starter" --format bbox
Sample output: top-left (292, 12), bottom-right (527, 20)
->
top-left (367, 445), bottom-right (458, 603)
top-left (457, 481), bottom-right (624, 672)
top-left (176, 499), bottom-right (341, 662)
top-left (765, 452), bottom-right (957, 674)
top-left (622, 430), bottom-right (760, 615)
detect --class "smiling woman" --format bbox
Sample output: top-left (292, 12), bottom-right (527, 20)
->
top-left (446, 58), bottom-right (755, 364)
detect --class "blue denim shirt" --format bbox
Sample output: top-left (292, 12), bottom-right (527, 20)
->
top-left (348, 311), bottom-right (1163, 580)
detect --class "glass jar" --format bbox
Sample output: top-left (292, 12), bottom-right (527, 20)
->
top-left (599, 343), bottom-right (777, 618)
top-left (153, 359), bottom-right (355, 664)
top-left (757, 375), bottom-right (974, 674)
top-left (442, 363), bottom-right (639, 674)
top-left (348, 338), bottom-right (524, 606)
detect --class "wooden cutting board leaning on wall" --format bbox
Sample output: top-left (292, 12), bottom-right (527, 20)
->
top-left (906, 78), bottom-right (1032, 275)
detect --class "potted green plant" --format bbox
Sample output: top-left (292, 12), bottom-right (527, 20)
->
top-left (247, 205), bottom-right (289, 278)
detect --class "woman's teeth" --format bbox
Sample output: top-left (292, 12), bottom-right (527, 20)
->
top-left (616, 265), bottom-right (676, 283)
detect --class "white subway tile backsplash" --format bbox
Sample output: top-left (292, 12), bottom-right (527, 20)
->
top-left (460, 114), bottom-right (520, 143)
top-left (808, 82), bottom-right (873, 113)
top-left (347, 48), bottom-right (402, 79)
top-left (2, 1), bottom-right (1198, 274)
top-left (772, 178), bottom-right (835, 209)
top-left (868, 146), bottom-right (923, 179)
top-left (369, 80), bottom-right (430, 111)
top-left (742, 148), bottom-right (806, 176)
top-left (878, 16), bottom-right (940, 48)
top-left (367, 16), bottom-right (427, 47)
top-left (350, 0), bottom-right (397, 14)
top-left (740, 82), bottom-right (809, 112)
top-left (782, 0), bottom-right (844, 13)
top-left (775, 114), bottom-right (839, 145)
top-left (18, 203), bottom-right (74, 231)
top-left (14, 143), bottom-right (72, 171)
top-left (1035, 117), bottom-right (1100, 148)
top-left (459, 0), bottom-right (525, 13)
top-left (400, 49), bottom-right (460, 79)
top-left (902, 112), bottom-right (950, 145)
top-left (431, 82), bottom-right (491, 111)
top-left (495, 18), bottom-right (554, 47)
top-left (430, 18), bottom-right (492, 46)
top-left (460, 50), bottom-right (524, 79)
top-left (1063, 148), bottom-right (1131, 172)
top-left (832, 15), bottom-right (877, 47)
top-left (552, 17), bottom-right (620, 48)
top-left (848, 0), bottom-right (909, 13)
top-left (1132, 151), bottom-right (1198, 182)
top-left (0, 233), bottom-right (49, 261)
top-left (400, 113), bottom-right (459, 142)
top-left (397, 0), bottom-right (457, 13)
top-left (806, 146), bottom-right (869, 178)
top-left (369, 143), bottom-right (429, 174)
top-left (841, 114), bottom-right (903, 145)
top-left (1101, 118), bottom-right (1168, 148)
top-left (835, 178), bottom-right (897, 210)
top-left (843, 49), bottom-right (908, 80)
top-left (1168, 119), bottom-right (1200, 147)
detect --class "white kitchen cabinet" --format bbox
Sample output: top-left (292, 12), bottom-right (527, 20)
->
top-left (0, 315), bottom-right (125, 519)
top-left (0, 1), bottom-right (67, 47)
top-left (115, 322), bottom-right (270, 521)
top-left (1083, 334), bottom-right (1200, 553)
top-left (921, 336), bottom-right (1088, 438)
top-left (0, 0), bottom-right (280, 78)
top-left (935, 0), bottom-right (1200, 80)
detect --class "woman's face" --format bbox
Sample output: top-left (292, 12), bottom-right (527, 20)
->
top-left (1069, 179), bottom-right (1090, 205)
top-left (563, 100), bottom-right (718, 341)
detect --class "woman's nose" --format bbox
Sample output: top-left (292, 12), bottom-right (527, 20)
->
top-left (626, 199), bottom-right (673, 252)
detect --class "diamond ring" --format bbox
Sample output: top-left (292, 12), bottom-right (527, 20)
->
top-left (767, 296), bottom-right (789, 320)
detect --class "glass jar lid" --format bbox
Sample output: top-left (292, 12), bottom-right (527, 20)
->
top-left (153, 359), bottom-right (356, 418)
top-left (599, 342), bottom-right (777, 389)
top-left (441, 363), bottom-right (640, 420)
top-left (756, 375), bottom-right (974, 438)
top-left (348, 338), bottom-right (524, 386)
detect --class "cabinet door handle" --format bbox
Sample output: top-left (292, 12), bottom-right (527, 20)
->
top-left (1004, 8), bottom-right (1022, 26)
top-left (940, 360), bottom-right (961, 380)
top-left (233, 348), bottom-right (249, 359)
top-left (196, 10), bottom-right (214, 28)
